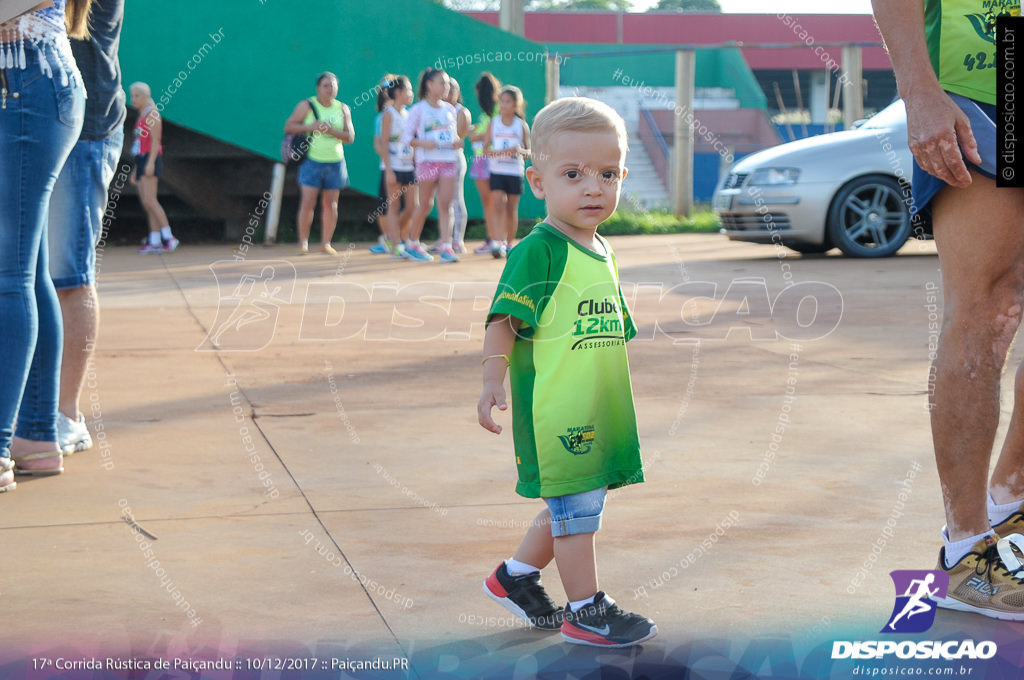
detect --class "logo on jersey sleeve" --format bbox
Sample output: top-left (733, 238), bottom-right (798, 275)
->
top-left (558, 425), bottom-right (595, 455)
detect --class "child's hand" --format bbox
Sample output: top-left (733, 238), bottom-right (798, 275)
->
top-left (478, 380), bottom-right (508, 434)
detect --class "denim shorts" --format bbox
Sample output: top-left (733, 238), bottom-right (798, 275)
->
top-left (299, 158), bottom-right (348, 190)
top-left (911, 92), bottom-right (996, 219)
top-left (49, 129), bottom-right (125, 289)
top-left (544, 487), bottom-right (607, 537)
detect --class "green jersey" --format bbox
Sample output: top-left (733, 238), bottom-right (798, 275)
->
top-left (924, 0), bottom-right (1020, 104)
top-left (487, 224), bottom-right (643, 499)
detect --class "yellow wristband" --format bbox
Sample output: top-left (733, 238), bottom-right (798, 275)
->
top-left (481, 354), bottom-right (510, 366)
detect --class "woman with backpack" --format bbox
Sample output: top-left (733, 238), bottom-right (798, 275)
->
top-left (283, 72), bottom-right (354, 255)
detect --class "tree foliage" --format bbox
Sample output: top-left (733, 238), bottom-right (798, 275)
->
top-left (652, 0), bottom-right (722, 11)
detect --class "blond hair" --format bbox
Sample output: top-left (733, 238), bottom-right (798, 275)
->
top-left (531, 97), bottom-right (628, 165)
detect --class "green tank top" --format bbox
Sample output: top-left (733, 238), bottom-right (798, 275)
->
top-left (472, 108), bottom-right (497, 156)
top-left (303, 98), bottom-right (346, 163)
top-left (925, 0), bottom-right (1021, 104)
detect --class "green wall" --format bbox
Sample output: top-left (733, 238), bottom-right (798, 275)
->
top-left (548, 43), bottom-right (767, 109)
top-left (120, 1), bottom-right (548, 219)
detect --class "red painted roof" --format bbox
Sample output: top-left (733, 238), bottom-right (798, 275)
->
top-left (464, 12), bottom-right (891, 71)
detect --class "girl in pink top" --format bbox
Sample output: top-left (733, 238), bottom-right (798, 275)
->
top-left (399, 68), bottom-right (461, 263)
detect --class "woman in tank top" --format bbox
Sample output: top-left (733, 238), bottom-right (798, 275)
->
top-left (470, 73), bottom-right (501, 255)
top-left (380, 75), bottom-right (418, 260)
top-left (484, 85), bottom-right (530, 258)
top-left (399, 68), bottom-right (461, 263)
top-left (0, 0), bottom-right (91, 485)
top-left (130, 82), bottom-right (179, 254)
top-left (284, 72), bottom-right (354, 255)
top-left (446, 77), bottom-right (472, 254)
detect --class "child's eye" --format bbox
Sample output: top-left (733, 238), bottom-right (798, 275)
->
top-left (602, 171), bottom-right (620, 182)
top-left (565, 170), bottom-right (580, 179)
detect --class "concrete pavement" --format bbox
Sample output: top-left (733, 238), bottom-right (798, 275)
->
top-left (3, 234), bottom-right (1021, 679)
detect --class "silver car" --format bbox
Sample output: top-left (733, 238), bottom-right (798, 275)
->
top-left (714, 100), bottom-right (923, 258)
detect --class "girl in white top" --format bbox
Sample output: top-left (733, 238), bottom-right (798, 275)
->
top-left (399, 68), bottom-right (461, 263)
top-left (446, 77), bottom-right (473, 254)
top-left (380, 75), bottom-right (418, 258)
top-left (484, 86), bottom-right (530, 257)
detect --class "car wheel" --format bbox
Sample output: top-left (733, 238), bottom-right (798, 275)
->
top-left (826, 175), bottom-right (912, 258)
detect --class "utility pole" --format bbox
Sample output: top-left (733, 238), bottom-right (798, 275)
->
top-left (499, 0), bottom-right (525, 37)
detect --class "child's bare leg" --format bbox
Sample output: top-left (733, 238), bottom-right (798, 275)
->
top-left (512, 509), bottom-right (554, 569)
top-left (553, 532), bottom-right (598, 601)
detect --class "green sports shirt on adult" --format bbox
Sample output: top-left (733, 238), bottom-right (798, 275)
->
top-left (303, 98), bottom-right (347, 163)
top-left (925, 0), bottom-right (1020, 104)
top-left (488, 224), bottom-right (644, 499)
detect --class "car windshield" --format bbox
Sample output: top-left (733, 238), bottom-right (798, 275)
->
top-left (861, 100), bottom-right (906, 129)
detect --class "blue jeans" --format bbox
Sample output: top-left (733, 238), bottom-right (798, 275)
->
top-left (0, 38), bottom-right (85, 458)
top-left (49, 128), bottom-right (126, 289)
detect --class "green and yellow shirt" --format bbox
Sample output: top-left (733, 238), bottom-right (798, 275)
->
top-left (487, 224), bottom-right (644, 499)
top-left (925, 0), bottom-right (1021, 104)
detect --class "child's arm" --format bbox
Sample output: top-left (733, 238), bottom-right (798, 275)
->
top-left (481, 118), bottom-right (504, 158)
top-left (478, 314), bottom-right (521, 435)
top-left (519, 120), bottom-right (531, 158)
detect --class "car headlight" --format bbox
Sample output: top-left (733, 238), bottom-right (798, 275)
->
top-left (748, 167), bottom-right (800, 186)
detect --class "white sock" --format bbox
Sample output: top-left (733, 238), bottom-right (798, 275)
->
top-left (148, 231), bottom-right (162, 246)
top-left (988, 493), bottom-right (1023, 527)
top-left (569, 594), bottom-right (597, 612)
top-left (505, 558), bottom-right (539, 576)
top-left (942, 527), bottom-right (996, 569)
top-left (160, 226), bottom-right (173, 240)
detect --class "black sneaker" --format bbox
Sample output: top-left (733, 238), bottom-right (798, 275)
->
top-left (483, 562), bottom-right (563, 630)
top-left (561, 591), bottom-right (658, 647)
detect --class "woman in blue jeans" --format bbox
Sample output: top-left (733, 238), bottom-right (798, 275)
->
top-left (0, 0), bottom-right (91, 491)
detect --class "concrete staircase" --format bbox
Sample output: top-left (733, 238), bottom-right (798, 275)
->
top-left (557, 85), bottom-right (671, 211)
top-left (622, 138), bottom-right (669, 211)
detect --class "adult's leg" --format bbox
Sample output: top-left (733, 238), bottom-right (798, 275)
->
top-left (13, 233), bottom-right (64, 467)
top-left (138, 176), bottom-right (168, 231)
top-left (55, 286), bottom-right (97, 419)
top-left (0, 42), bottom-right (83, 471)
top-left (296, 185), bottom-right (319, 248)
top-left (320, 189), bottom-right (340, 246)
top-left (930, 171), bottom-right (1024, 540)
top-left (49, 131), bottom-right (122, 423)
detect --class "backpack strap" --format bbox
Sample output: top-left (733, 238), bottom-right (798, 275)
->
top-left (308, 97), bottom-right (320, 121)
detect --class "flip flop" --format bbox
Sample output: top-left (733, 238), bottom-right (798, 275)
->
top-left (12, 450), bottom-right (64, 476)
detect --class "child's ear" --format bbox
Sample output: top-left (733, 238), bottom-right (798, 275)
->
top-left (526, 166), bottom-right (545, 199)
top-left (621, 167), bottom-right (628, 181)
